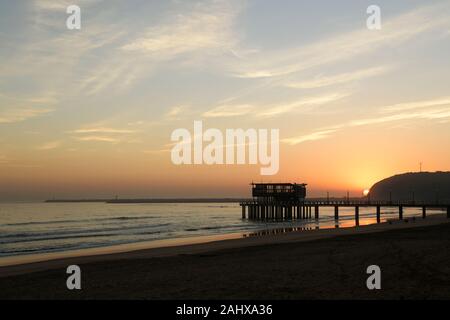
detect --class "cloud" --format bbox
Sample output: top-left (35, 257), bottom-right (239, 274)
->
top-left (0, 107), bottom-right (53, 124)
top-left (34, 0), bottom-right (103, 11)
top-left (284, 66), bottom-right (390, 89)
top-left (68, 123), bottom-right (138, 144)
top-left (143, 149), bottom-right (171, 155)
top-left (56, 1), bottom-right (243, 97)
top-left (282, 129), bottom-right (338, 145)
top-left (69, 127), bottom-right (136, 134)
top-left (257, 93), bottom-right (349, 117)
top-left (283, 97), bottom-right (450, 145)
top-left (73, 135), bottom-right (120, 143)
top-left (203, 104), bottom-right (255, 118)
top-left (350, 107), bottom-right (450, 127)
top-left (0, 92), bottom-right (57, 124)
top-left (233, 5), bottom-right (449, 79)
top-left (165, 106), bottom-right (187, 119)
top-left (36, 140), bottom-right (62, 150)
top-left (121, 1), bottom-right (240, 59)
top-left (380, 97), bottom-right (450, 113)
top-left (202, 92), bottom-right (349, 119)
top-left (34, 0), bottom-right (74, 11)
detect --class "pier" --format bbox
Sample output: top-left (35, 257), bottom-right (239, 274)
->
top-left (240, 183), bottom-right (450, 222)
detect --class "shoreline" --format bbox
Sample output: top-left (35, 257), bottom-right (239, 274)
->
top-left (0, 214), bottom-right (380, 269)
top-left (1, 214), bottom-right (448, 278)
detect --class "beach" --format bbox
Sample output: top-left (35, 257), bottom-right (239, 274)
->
top-left (1, 215), bottom-right (449, 299)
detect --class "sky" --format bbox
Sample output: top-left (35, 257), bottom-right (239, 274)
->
top-left (1, 0), bottom-right (450, 201)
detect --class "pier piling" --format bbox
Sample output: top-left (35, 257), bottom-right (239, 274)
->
top-left (240, 202), bottom-right (450, 222)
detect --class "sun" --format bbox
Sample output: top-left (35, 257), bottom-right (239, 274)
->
top-left (363, 189), bottom-right (370, 196)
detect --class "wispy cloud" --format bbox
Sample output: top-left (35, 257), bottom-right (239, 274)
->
top-left (0, 92), bottom-right (57, 124)
top-left (121, 1), bottom-right (240, 58)
top-left (69, 127), bottom-right (136, 134)
top-left (165, 106), bottom-right (189, 120)
top-left (143, 149), bottom-right (171, 155)
top-left (284, 66), bottom-right (390, 89)
top-left (350, 107), bottom-right (450, 127)
top-left (282, 129), bottom-right (338, 145)
top-left (233, 5), bottom-right (449, 79)
top-left (34, 0), bottom-right (103, 11)
top-left (380, 97), bottom-right (450, 113)
top-left (203, 92), bottom-right (349, 119)
top-left (257, 93), bottom-right (349, 117)
top-left (68, 122), bottom-right (139, 144)
top-left (36, 140), bottom-right (62, 150)
top-left (284, 97), bottom-right (450, 145)
top-left (0, 107), bottom-right (53, 124)
top-left (62, 1), bottom-right (243, 97)
top-left (73, 135), bottom-right (120, 143)
top-left (203, 104), bottom-right (254, 118)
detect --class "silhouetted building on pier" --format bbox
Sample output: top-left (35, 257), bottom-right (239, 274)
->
top-left (252, 183), bottom-right (307, 203)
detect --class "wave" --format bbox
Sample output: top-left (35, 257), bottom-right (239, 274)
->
top-left (0, 223), bottom-right (171, 244)
top-left (2, 215), bottom-right (161, 227)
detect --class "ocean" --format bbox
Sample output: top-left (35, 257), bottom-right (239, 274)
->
top-left (0, 202), bottom-right (442, 259)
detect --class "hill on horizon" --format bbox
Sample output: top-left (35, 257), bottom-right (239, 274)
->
top-left (369, 172), bottom-right (450, 203)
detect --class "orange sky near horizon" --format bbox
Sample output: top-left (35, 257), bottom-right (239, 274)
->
top-left (1, 1), bottom-right (450, 201)
top-left (1, 121), bottom-right (449, 200)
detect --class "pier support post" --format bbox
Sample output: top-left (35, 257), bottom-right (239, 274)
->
top-left (314, 205), bottom-right (319, 220)
top-left (355, 206), bottom-right (359, 226)
top-left (399, 206), bottom-right (403, 220)
top-left (376, 206), bottom-right (381, 223)
top-left (242, 206), bottom-right (246, 219)
top-left (422, 206), bottom-right (426, 219)
top-left (334, 206), bottom-right (339, 221)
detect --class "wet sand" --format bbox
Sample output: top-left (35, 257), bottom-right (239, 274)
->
top-left (1, 216), bottom-right (450, 299)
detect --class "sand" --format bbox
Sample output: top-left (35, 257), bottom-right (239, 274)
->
top-left (1, 215), bottom-right (450, 299)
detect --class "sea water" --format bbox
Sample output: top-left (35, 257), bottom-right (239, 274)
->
top-left (0, 202), bottom-right (441, 258)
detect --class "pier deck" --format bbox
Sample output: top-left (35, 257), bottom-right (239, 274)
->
top-left (239, 199), bottom-right (450, 223)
